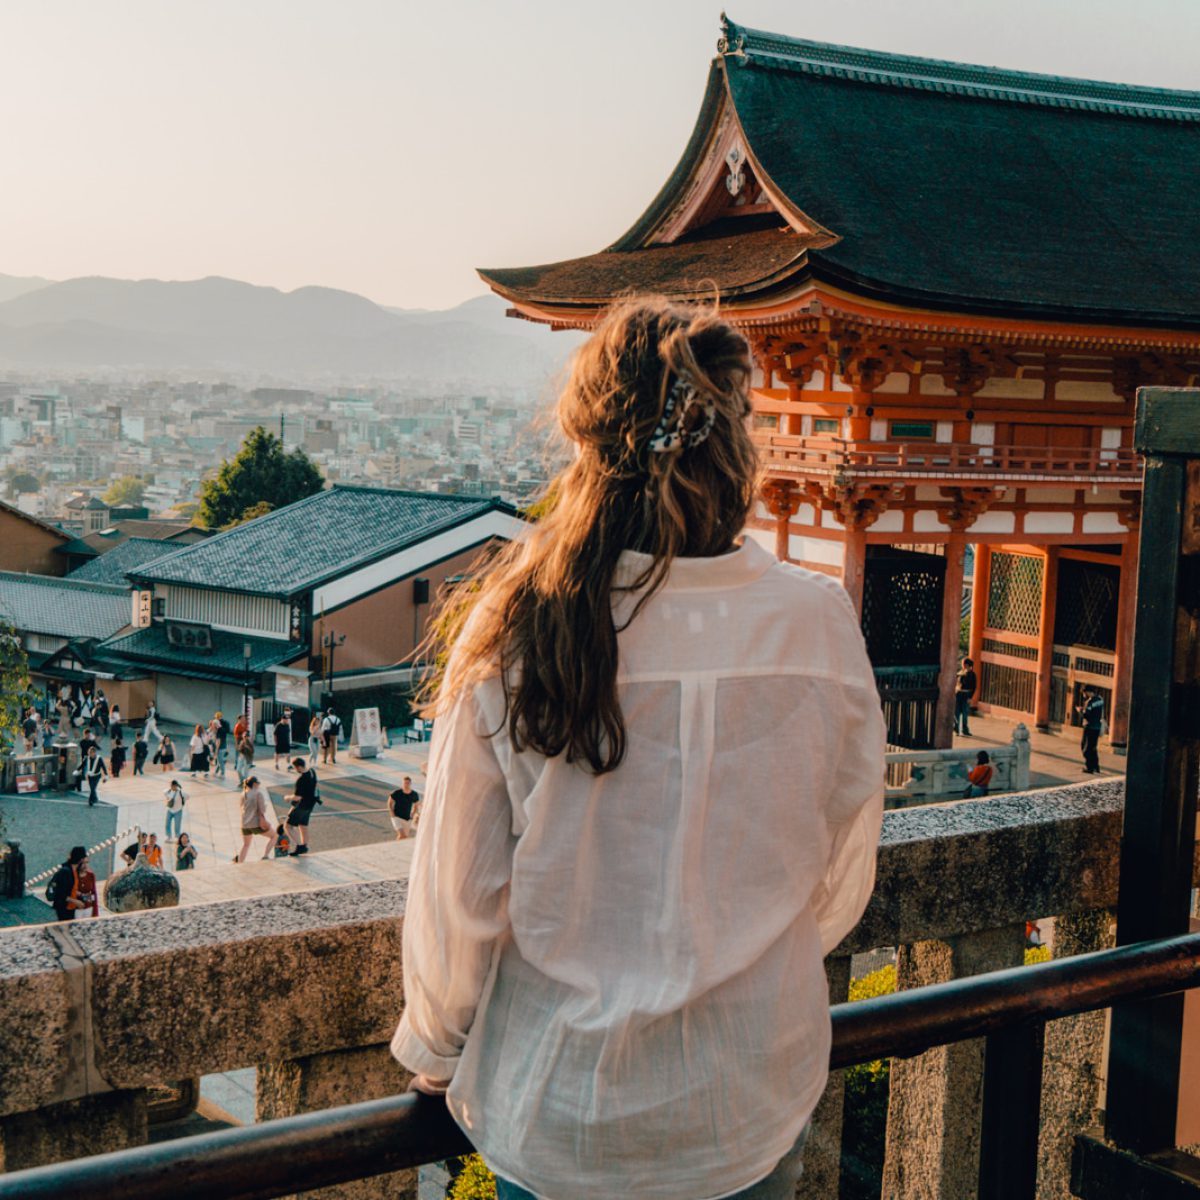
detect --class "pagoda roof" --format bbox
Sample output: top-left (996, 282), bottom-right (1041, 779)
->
top-left (480, 18), bottom-right (1200, 329)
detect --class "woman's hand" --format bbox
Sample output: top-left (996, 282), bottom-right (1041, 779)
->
top-left (409, 1075), bottom-right (451, 1096)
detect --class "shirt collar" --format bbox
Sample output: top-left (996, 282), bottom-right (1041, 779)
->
top-left (614, 537), bottom-right (775, 591)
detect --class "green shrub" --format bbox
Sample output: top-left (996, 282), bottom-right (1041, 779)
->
top-left (449, 1154), bottom-right (496, 1200)
top-left (841, 963), bottom-right (896, 1199)
top-left (328, 685), bottom-right (415, 732)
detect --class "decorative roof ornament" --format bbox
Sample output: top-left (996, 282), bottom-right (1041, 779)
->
top-left (717, 12), bottom-right (746, 58)
top-left (725, 144), bottom-right (746, 196)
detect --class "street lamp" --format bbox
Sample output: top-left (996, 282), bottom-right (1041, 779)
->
top-left (242, 642), bottom-right (253, 737)
top-left (321, 630), bottom-right (345, 710)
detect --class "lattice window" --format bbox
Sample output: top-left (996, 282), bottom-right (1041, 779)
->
top-left (986, 552), bottom-right (1044, 637)
top-left (1053, 559), bottom-right (1119, 651)
top-left (982, 638), bottom-right (1039, 661)
top-left (980, 661), bottom-right (1037, 713)
top-left (862, 549), bottom-right (945, 667)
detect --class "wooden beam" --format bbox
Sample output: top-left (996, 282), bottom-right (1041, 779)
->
top-left (935, 533), bottom-right (968, 749)
top-left (1034, 548), bottom-right (1060, 730)
top-left (1109, 528), bottom-right (1140, 749)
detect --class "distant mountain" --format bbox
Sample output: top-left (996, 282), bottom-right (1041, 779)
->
top-left (0, 273), bottom-right (53, 304)
top-left (0, 275), bottom-right (582, 385)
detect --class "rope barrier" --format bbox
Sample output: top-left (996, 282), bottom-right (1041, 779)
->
top-left (25, 823), bottom-right (142, 890)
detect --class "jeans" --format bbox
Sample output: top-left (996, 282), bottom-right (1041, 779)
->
top-left (166, 808), bottom-right (183, 840)
top-left (87, 775), bottom-right (100, 805)
top-left (215, 747), bottom-right (228, 777)
top-left (494, 1127), bottom-right (809, 1200)
top-left (235, 754), bottom-right (249, 785)
top-left (309, 736), bottom-right (321, 764)
top-left (954, 691), bottom-right (971, 734)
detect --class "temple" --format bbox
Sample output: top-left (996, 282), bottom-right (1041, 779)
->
top-left (479, 16), bottom-right (1200, 750)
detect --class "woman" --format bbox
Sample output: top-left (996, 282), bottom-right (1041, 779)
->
top-left (163, 779), bottom-right (187, 841)
top-left (157, 733), bottom-right (176, 772)
top-left (963, 750), bottom-right (994, 798)
top-left (307, 714), bottom-right (322, 767)
top-left (143, 701), bottom-right (160, 744)
top-left (109, 703), bottom-right (123, 747)
top-left (188, 724), bottom-right (209, 777)
top-left (110, 735), bottom-right (126, 779)
top-left (235, 776), bottom-right (277, 862)
top-left (144, 833), bottom-right (164, 869)
top-left (175, 832), bottom-right (198, 871)
top-left (235, 730), bottom-right (255, 785)
top-left (273, 713), bottom-right (292, 770)
top-left (74, 853), bottom-right (99, 918)
top-left (391, 298), bottom-right (885, 1200)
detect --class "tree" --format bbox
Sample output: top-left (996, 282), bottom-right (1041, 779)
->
top-left (223, 500), bottom-right (275, 530)
top-left (196, 427), bottom-right (323, 530)
top-left (0, 621), bottom-right (32, 831)
top-left (102, 475), bottom-right (147, 507)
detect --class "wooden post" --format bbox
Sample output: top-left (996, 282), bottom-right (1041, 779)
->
top-left (1109, 526), bottom-right (1140, 749)
top-left (968, 543), bottom-right (991, 673)
top-left (775, 511), bottom-right (791, 562)
top-left (1033, 547), bottom-right (1060, 730)
top-left (934, 533), bottom-right (967, 749)
top-left (843, 526), bottom-right (867, 616)
top-left (761, 481), bottom-right (800, 563)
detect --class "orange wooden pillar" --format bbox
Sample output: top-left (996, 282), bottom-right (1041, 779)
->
top-left (761, 482), bottom-right (800, 563)
top-left (1109, 526), bottom-right (1140, 749)
top-left (934, 533), bottom-right (967, 749)
top-left (843, 526), bottom-right (867, 615)
top-left (1033, 547), bottom-right (1060, 730)
top-left (968, 542), bottom-right (991, 672)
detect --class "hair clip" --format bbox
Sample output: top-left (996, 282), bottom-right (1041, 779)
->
top-left (647, 373), bottom-right (716, 454)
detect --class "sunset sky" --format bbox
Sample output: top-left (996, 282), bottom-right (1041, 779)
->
top-left (4, 0), bottom-right (1198, 310)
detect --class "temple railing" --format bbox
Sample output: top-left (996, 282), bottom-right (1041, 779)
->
top-left (1, 775), bottom-right (1187, 1200)
top-left (753, 433), bottom-right (1142, 482)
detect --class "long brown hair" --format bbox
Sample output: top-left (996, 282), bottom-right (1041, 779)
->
top-left (425, 295), bottom-right (759, 773)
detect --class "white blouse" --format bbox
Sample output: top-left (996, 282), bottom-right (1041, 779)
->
top-left (392, 538), bottom-right (885, 1200)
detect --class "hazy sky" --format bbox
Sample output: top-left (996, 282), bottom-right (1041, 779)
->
top-left (4, 0), bottom-right (1198, 309)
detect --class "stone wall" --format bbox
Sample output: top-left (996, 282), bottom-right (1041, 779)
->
top-left (0, 777), bottom-right (1185, 1198)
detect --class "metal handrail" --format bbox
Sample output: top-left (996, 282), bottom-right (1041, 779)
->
top-left (2, 931), bottom-right (1197, 1200)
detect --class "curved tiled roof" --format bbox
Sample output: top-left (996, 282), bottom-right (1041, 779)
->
top-left (130, 487), bottom-right (514, 599)
top-left (67, 538), bottom-right (183, 586)
top-left (0, 572), bottom-right (131, 640)
top-left (482, 20), bottom-right (1200, 328)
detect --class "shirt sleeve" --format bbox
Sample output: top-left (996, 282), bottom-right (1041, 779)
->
top-left (810, 590), bottom-right (887, 957)
top-left (391, 687), bottom-right (515, 1081)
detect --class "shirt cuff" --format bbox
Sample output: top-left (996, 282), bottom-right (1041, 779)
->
top-left (390, 1013), bottom-right (461, 1081)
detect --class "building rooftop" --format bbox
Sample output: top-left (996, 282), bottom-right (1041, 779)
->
top-left (481, 17), bottom-right (1200, 328)
top-left (129, 486), bottom-right (516, 599)
top-left (66, 538), bottom-right (180, 586)
top-left (100, 624), bottom-right (304, 682)
top-left (0, 572), bottom-right (131, 641)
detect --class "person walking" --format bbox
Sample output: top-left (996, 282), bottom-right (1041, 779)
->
top-left (235, 729), bottom-right (255, 785)
top-left (210, 712), bottom-right (230, 778)
top-left (133, 731), bottom-right (149, 776)
top-left (1077, 686), bottom-right (1106, 774)
top-left (273, 713), bottom-right (292, 770)
top-left (188, 724), bottom-right (210, 777)
top-left (307, 715), bottom-right (322, 767)
top-left (320, 708), bottom-right (341, 764)
top-left (164, 779), bottom-right (187, 842)
top-left (156, 733), bottom-right (176, 772)
top-left (176, 832), bottom-right (198, 871)
top-left (284, 757), bottom-right (321, 855)
top-left (954, 657), bottom-right (977, 736)
top-left (110, 734), bottom-right (127, 779)
top-left (235, 776), bottom-right (278, 862)
top-left (963, 750), bottom-right (994, 798)
top-left (95, 688), bottom-right (110, 735)
top-left (390, 298), bottom-right (885, 1200)
top-left (47, 847), bottom-right (90, 922)
top-left (109, 703), bottom-right (123, 747)
top-left (82, 744), bottom-right (108, 806)
top-left (388, 777), bottom-right (420, 840)
top-left (143, 701), bottom-right (161, 744)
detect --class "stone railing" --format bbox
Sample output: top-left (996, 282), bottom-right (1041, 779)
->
top-left (1, 776), bottom-right (1187, 1199)
top-left (885, 723), bottom-right (1031, 805)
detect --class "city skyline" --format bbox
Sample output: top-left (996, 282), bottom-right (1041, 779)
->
top-left (4, 0), bottom-right (1200, 310)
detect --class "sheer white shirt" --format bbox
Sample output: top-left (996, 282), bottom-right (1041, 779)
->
top-left (392, 538), bottom-right (885, 1199)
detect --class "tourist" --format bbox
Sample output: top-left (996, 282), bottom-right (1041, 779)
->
top-left (284, 757), bottom-right (320, 856)
top-left (388, 777), bottom-right (420, 840)
top-left (156, 733), bottom-right (177, 772)
top-left (235, 728), bottom-right (255, 785)
top-left (163, 779), bottom-right (187, 841)
top-left (143, 701), bottom-right (161, 743)
top-left (1077, 686), bottom-right (1106, 774)
top-left (21, 707), bottom-right (38, 753)
top-left (82, 744), bottom-right (108, 806)
top-left (110, 734), bottom-right (127, 778)
top-left (77, 727), bottom-right (99, 769)
top-left (132, 731), bottom-right (149, 776)
top-left (307, 714), bottom-right (322, 766)
top-left (47, 847), bottom-right (90, 922)
top-left (144, 833), bottom-right (164, 869)
top-left (235, 776), bottom-right (277, 862)
top-left (188, 724), bottom-right (210, 776)
top-left (120, 833), bottom-right (149, 866)
top-left (210, 712), bottom-right (230, 778)
top-left (75, 854), bottom-right (99, 918)
top-left (273, 712), bottom-right (292, 770)
top-left (274, 823), bottom-right (292, 857)
top-left (954, 656), bottom-right (977, 736)
top-left (176, 832), bottom-right (198, 871)
top-left (233, 710), bottom-right (248, 745)
top-left (963, 750), bottom-right (993, 798)
top-left (94, 688), bottom-right (110, 734)
top-left (390, 298), bottom-right (885, 1200)
top-left (321, 708), bottom-right (341, 764)
top-left (109, 703), bottom-right (123, 747)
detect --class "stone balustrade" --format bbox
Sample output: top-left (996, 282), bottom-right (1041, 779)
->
top-left (0, 775), bottom-right (1189, 1199)
top-left (885, 723), bottom-right (1031, 805)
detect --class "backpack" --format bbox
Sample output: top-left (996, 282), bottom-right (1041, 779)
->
top-left (45, 871), bottom-right (62, 906)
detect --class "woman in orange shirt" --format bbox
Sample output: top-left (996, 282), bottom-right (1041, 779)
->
top-left (964, 750), bottom-right (994, 798)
